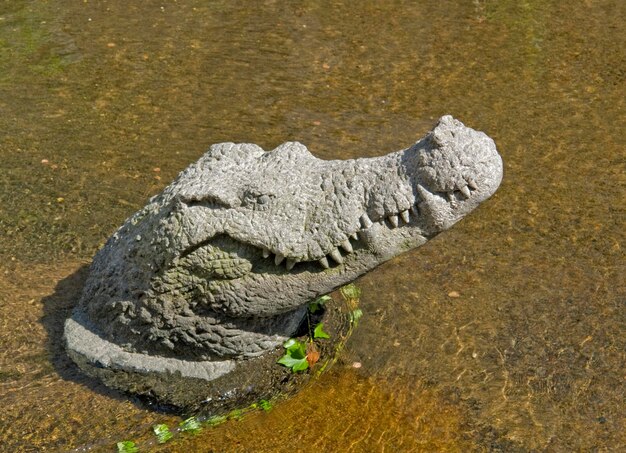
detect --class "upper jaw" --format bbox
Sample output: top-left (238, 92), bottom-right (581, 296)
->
top-left (181, 171), bottom-right (496, 275)
top-left (168, 115), bottom-right (502, 274)
top-left (251, 126), bottom-right (503, 269)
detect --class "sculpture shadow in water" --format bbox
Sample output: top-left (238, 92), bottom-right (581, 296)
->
top-left (41, 266), bottom-right (147, 408)
top-left (43, 265), bottom-right (196, 413)
top-left (64, 116), bottom-right (503, 411)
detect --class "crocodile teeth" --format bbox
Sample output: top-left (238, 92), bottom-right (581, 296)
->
top-left (329, 248), bottom-right (343, 264)
top-left (416, 184), bottom-right (429, 200)
top-left (360, 213), bottom-right (373, 229)
top-left (275, 253), bottom-right (285, 265)
top-left (318, 256), bottom-right (330, 269)
top-left (459, 185), bottom-right (471, 199)
top-left (410, 205), bottom-right (419, 215)
top-left (388, 214), bottom-right (399, 228)
top-left (467, 178), bottom-right (478, 190)
top-left (262, 247), bottom-right (270, 258)
top-left (447, 192), bottom-right (456, 202)
top-left (285, 259), bottom-right (296, 271)
top-left (400, 210), bottom-right (410, 223)
top-left (340, 240), bottom-right (353, 253)
top-left (350, 232), bottom-right (359, 241)
top-left (417, 184), bottom-right (453, 227)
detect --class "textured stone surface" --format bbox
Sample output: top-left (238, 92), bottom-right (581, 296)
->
top-left (64, 115), bottom-right (503, 392)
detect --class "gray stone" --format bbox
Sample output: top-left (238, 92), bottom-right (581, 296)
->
top-left (64, 115), bottom-right (503, 399)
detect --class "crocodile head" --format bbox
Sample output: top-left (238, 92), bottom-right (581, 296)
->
top-left (72, 115), bottom-right (502, 361)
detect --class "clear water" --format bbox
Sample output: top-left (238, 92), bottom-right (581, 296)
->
top-left (0, 1), bottom-right (624, 451)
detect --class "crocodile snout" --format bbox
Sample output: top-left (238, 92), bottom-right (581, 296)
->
top-left (411, 115), bottom-right (503, 232)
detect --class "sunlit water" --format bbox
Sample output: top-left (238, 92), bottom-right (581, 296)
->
top-left (0, 1), bottom-right (624, 451)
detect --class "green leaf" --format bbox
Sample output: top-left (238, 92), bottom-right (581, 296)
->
top-left (152, 424), bottom-right (173, 444)
top-left (284, 339), bottom-right (306, 356)
top-left (277, 339), bottom-right (309, 372)
top-left (309, 294), bottom-right (332, 313)
top-left (117, 441), bottom-right (139, 453)
top-left (277, 353), bottom-right (309, 371)
top-left (179, 416), bottom-right (202, 434)
top-left (259, 399), bottom-right (273, 411)
top-left (313, 323), bottom-right (330, 339)
top-left (291, 358), bottom-right (310, 371)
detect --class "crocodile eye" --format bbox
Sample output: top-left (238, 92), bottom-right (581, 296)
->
top-left (257, 194), bottom-right (270, 205)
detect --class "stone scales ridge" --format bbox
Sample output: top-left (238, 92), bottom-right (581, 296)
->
top-left (64, 116), bottom-right (503, 407)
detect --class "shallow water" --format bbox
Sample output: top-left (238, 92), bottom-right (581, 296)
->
top-left (0, 0), bottom-right (624, 451)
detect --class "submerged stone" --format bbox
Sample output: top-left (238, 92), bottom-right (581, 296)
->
top-left (64, 115), bottom-right (503, 410)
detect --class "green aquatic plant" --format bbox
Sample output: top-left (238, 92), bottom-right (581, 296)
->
top-left (179, 416), bottom-right (202, 434)
top-left (205, 414), bottom-right (227, 427)
top-left (279, 285), bottom-right (364, 372)
top-left (113, 398), bottom-right (279, 450)
top-left (249, 398), bottom-right (273, 412)
top-left (227, 408), bottom-right (245, 421)
top-left (340, 283), bottom-right (363, 326)
top-left (278, 293), bottom-right (332, 372)
top-left (152, 423), bottom-right (173, 444)
top-left (350, 308), bottom-right (363, 325)
top-left (116, 440), bottom-right (138, 453)
top-left (340, 283), bottom-right (362, 301)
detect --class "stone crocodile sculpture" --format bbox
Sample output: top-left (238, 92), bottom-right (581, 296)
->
top-left (64, 115), bottom-right (502, 404)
